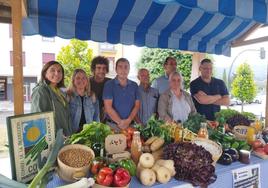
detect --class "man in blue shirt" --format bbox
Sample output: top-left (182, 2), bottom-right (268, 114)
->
top-left (135, 68), bottom-right (159, 125)
top-left (152, 57), bottom-right (177, 94)
top-left (190, 58), bottom-right (230, 120)
top-left (103, 58), bottom-right (140, 131)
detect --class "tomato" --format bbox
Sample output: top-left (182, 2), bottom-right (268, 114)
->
top-left (252, 140), bottom-right (263, 150)
top-left (255, 147), bottom-right (266, 155)
top-left (264, 144), bottom-right (268, 154)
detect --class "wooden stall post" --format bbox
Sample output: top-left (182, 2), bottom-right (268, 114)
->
top-left (11, 0), bottom-right (24, 115)
top-left (265, 61), bottom-right (268, 127)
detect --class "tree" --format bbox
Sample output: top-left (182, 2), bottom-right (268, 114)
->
top-left (231, 63), bottom-right (257, 112)
top-left (57, 39), bottom-right (93, 86)
top-left (136, 48), bottom-right (192, 89)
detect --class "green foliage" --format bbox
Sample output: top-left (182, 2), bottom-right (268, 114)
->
top-left (231, 63), bottom-right (257, 107)
top-left (136, 48), bottom-right (192, 89)
top-left (57, 39), bottom-right (93, 86)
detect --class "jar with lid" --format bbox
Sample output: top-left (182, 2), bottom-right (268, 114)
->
top-left (198, 122), bottom-right (209, 139)
top-left (131, 131), bottom-right (142, 164)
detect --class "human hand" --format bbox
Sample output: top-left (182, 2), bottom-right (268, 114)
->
top-left (197, 90), bottom-right (207, 96)
top-left (118, 119), bottom-right (130, 129)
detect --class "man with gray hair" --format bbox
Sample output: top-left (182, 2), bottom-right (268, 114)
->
top-left (135, 68), bottom-right (159, 125)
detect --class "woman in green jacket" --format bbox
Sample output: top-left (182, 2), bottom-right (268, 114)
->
top-left (31, 61), bottom-right (72, 136)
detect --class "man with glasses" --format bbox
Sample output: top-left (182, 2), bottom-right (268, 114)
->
top-left (152, 57), bottom-right (178, 94)
top-left (190, 58), bottom-right (230, 120)
top-left (90, 56), bottom-right (111, 122)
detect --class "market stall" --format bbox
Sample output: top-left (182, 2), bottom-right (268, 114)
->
top-left (2, 110), bottom-right (268, 188)
top-left (2, 0), bottom-right (268, 187)
top-left (47, 156), bottom-right (268, 188)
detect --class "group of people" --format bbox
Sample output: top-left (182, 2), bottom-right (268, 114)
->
top-left (30, 56), bottom-right (230, 136)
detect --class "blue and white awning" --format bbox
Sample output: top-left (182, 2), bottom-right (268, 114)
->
top-left (23, 0), bottom-right (268, 56)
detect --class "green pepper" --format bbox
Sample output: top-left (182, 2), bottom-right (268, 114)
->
top-left (223, 135), bottom-right (234, 143)
top-left (241, 144), bottom-right (251, 151)
top-left (108, 162), bottom-right (119, 170)
top-left (221, 142), bottom-right (231, 150)
top-left (118, 159), bottom-right (136, 176)
top-left (231, 141), bottom-right (239, 149)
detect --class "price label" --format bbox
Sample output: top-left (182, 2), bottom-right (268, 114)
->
top-left (232, 164), bottom-right (260, 188)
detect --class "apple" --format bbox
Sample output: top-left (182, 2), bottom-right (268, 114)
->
top-left (252, 140), bottom-right (263, 150)
top-left (264, 144), bottom-right (268, 154)
top-left (255, 147), bottom-right (266, 155)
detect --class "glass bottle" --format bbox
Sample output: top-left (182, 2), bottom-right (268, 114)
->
top-left (246, 126), bottom-right (256, 144)
top-left (198, 122), bottom-right (209, 139)
top-left (218, 117), bottom-right (225, 134)
top-left (174, 124), bottom-right (183, 142)
top-left (131, 131), bottom-right (142, 165)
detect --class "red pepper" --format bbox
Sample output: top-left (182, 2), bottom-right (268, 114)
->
top-left (96, 167), bottom-right (114, 186)
top-left (91, 157), bottom-right (105, 175)
top-left (113, 168), bottom-right (131, 187)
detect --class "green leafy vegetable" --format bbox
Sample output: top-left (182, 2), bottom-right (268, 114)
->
top-left (134, 115), bottom-right (172, 143)
top-left (67, 122), bottom-right (112, 147)
top-left (183, 113), bottom-right (207, 134)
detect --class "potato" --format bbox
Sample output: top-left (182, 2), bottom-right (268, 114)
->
top-left (139, 153), bottom-right (155, 168)
top-left (151, 163), bottom-right (161, 173)
top-left (156, 166), bottom-right (171, 184)
top-left (150, 138), bottom-right (165, 152)
top-left (136, 163), bottom-right (146, 178)
top-left (144, 136), bottom-right (158, 146)
top-left (140, 169), bottom-right (156, 186)
top-left (156, 160), bottom-right (176, 176)
top-left (152, 148), bottom-right (163, 161)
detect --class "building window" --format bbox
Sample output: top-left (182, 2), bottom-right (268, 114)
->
top-left (0, 77), bottom-right (7, 100)
top-left (42, 37), bottom-right (55, 42)
top-left (99, 43), bottom-right (116, 52)
top-left (10, 51), bottom-right (26, 66)
top-left (42, 53), bottom-right (55, 64)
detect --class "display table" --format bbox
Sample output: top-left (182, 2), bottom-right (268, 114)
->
top-left (46, 156), bottom-right (268, 188)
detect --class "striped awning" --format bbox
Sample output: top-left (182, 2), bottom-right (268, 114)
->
top-left (22, 0), bottom-right (268, 56)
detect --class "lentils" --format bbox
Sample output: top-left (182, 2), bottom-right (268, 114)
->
top-left (59, 149), bottom-right (92, 168)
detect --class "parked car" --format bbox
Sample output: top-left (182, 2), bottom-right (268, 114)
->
top-left (250, 95), bottom-right (262, 104)
top-left (230, 98), bottom-right (242, 106)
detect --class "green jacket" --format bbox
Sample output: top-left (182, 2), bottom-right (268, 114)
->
top-left (31, 81), bottom-right (73, 136)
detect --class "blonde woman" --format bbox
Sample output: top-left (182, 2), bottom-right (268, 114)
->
top-left (67, 69), bottom-right (99, 133)
top-left (158, 71), bottom-right (196, 123)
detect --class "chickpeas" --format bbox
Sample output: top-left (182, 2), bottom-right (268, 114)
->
top-left (59, 149), bottom-right (92, 168)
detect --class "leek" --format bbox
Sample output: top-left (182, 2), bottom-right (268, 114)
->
top-left (28, 129), bottom-right (64, 188)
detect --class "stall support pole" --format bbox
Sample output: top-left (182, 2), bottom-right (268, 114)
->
top-left (191, 53), bottom-right (205, 81)
top-left (265, 61), bottom-right (268, 127)
top-left (11, 0), bottom-right (24, 115)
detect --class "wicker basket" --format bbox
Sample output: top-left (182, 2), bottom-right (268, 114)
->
top-left (232, 125), bottom-right (249, 141)
top-left (192, 138), bottom-right (222, 166)
top-left (57, 144), bottom-right (95, 182)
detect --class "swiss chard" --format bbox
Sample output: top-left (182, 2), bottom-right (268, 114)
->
top-left (67, 122), bottom-right (112, 147)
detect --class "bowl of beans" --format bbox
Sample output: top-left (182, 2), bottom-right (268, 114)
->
top-left (57, 144), bottom-right (95, 182)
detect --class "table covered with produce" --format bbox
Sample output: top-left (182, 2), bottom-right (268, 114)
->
top-left (2, 109), bottom-right (268, 188)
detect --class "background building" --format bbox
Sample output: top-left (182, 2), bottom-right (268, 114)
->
top-left (0, 23), bottom-right (124, 102)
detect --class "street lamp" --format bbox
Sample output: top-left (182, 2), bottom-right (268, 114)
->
top-left (227, 47), bottom-right (266, 90)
